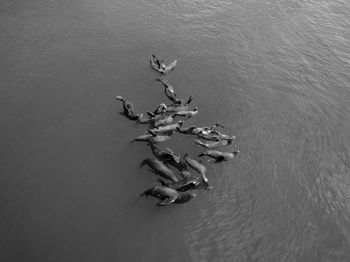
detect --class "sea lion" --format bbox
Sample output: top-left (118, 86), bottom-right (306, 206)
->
top-left (151, 54), bottom-right (163, 68)
top-left (177, 122), bottom-right (223, 135)
top-left (140, 158), bottom-right (179, 183)
top-left (166, 104), bottom-right (189, 113)
top-left (197, 132), bottom-right (224, 141)
top-left (168, 159), bottom-right (188, 172)
top-left (199, 122), bottom-right (224, 135)
top-left (140, 184), bottom-right (196, 206)
top-left (136, 114), bottom-right (155, 124)
top-left (157, 178), bottom-right (199, 192)
top-left (125, 112), bottom-right (143, 121)
top-left (137, 112), bottom-right (172, 125)
top-left (165, 96), bottom-right (193, 112)
top-left (198, 150), bottom-right (239, 161)
top-left (156, 78), bottom-right (178, 103)
top-left (160, 81), bottom-right (180, 105)
top-left (145, 110), bottom-right (169, 121)
top-left (195, 136), bottom-right (235, 149)
top-left (162, 59), bottom-right (177, 73)
top-left (115, 96), bottom-right (142, 121)
top-left (149, 142), bottom-right (180, 163)
top-left (132, 132), bottom-right (171, 143)
top-left (151, 103), bottom-right (167, 116)
top-left (150, 150), bottom-right (188, 173)
top-left (173, 107), bottom-right (198, 118)
top-left (164, 87), bottom-right (178, 104)
top-left (158, 177), bottom-right (213, 192)
top-left (150, 55), bottom-right (177, 74)
top-left (115, 96), bottom-right (135, 115)
top-left (176, 125), bottom-right (203, 135)
top-left (156, 78), bottom-right (175, 94)
top-left (149, 120), bottom-right (184, 134)
top-left (154, 114), bottom-right (175, 127)
top-left (208, 130), bottom-right (230, 140)
top-left (156, 79), bottom-right (194, 108)
top-left (131, 133), bottom-right (153, 142)
top-left (179, 170), bottom-right (191, 178)
top-left (183, 153), bottom-right (209, 184)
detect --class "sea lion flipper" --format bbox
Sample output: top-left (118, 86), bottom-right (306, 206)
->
top-left (157, 178), bottom-right (167, 186)
top-left (148, 130), bottom-right (157, 137)
top-left (158, 78), bottom-right (169, 88)
top-left (148, 168), bottom-right (158, 175)
top-left (139, 188), bottom-right (153, 197)
top-left (180, 170), bottom-right (191, 179)
top-left (205, 185), bottom-right (214, 191)
top-left (214, 156), bottom-right (225, 162)
top-left (147, 111), bottom-right (156, 117)
top-left (157, 196), bottom-right (176, 206)
top-left (115, 96), bottom-right (124, 101)
top-left (165, 147), bottom-right (175, 154)
top-left (215, 121), bottom-right (224, 129)
top-left (164, 89), bottom-right (176, 103)
top-left (186, 96), bottom-right (193, 105)
top-left (140, 159), bottom-right (147, 167)
top-left (194, 140), bottom-right (206, 148)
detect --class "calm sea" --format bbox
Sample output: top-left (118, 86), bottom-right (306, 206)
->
top-left (1, 0), bottom-right (350, 261)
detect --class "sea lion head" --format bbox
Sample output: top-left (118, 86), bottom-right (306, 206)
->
top-left (177, 191), bottom-right (197, 203)
top-left (136, 113), bottom-right (144, 122)
top-left (189, 192), bottom-right (197, 198)
top-left (184, 191), bottom-right (196, 200)
top-left (228, 136), bottom-right (236, 144)
top-left (160, 103), bottom-right (167, 110)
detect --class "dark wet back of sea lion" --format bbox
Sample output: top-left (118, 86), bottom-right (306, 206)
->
top-left (174, 192), bottom-right (195, 203)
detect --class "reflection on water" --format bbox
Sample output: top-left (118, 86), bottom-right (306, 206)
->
top-left (1, 0), bottom-right (350, 261)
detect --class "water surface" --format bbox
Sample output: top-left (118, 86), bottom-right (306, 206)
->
top-left (1, 0), bottom-right (350, 261)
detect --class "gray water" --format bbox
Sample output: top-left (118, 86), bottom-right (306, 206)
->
top-left (1, 0), bottom-right (350, 261)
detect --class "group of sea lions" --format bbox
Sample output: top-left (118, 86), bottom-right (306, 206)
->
top-left (116, 55), bottom-right (239, 206)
